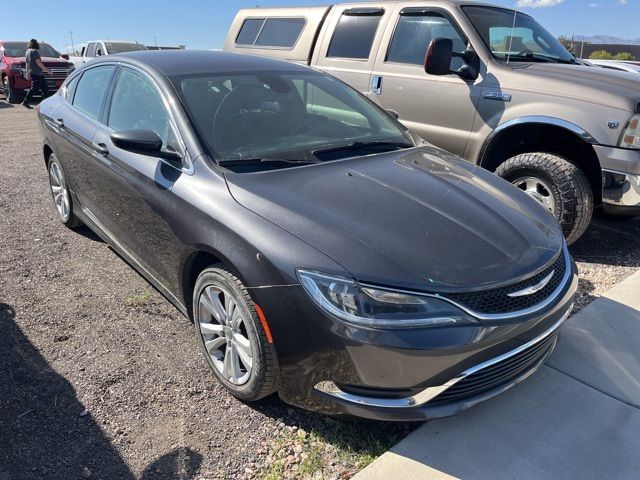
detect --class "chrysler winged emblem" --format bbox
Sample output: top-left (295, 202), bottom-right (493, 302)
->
top-left (507, 271), bottom-right (554, 298)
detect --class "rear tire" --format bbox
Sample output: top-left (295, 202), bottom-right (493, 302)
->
top-left (47, 154), bottom-right (82, 228)
top-left (193, 266), bottom-right (277, 401)
top-left (496, 152), bottom-right (593, 245)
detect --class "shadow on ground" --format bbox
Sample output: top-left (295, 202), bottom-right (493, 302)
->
top-left (570, 215), bottom-right (640, 267)
top-left (0, 303), bottom-right (201, 480)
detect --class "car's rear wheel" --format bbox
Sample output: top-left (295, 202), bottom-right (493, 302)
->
top-left (3, 76), bottom-right (22, 104)
top-left (496, 152), bottom-right (593, 245)
top-left (48, 154), bottom-right (82, 228)
top-left (193, 266), bottom-right (277, 401)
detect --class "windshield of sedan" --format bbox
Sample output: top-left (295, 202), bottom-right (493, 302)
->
top-left (171, 71), bottom-right (413, 165)
top-left (463, 6), bottom-right (575, 63)
top-left (2, 42), bottom-right (61, 58)
top-left (105, 42), bottom-right (148, 54)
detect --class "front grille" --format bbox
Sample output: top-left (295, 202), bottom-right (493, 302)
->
top-left (45, 68), bottom-right (71, 78)
top-left (429, 331), bottom-right (557, 404)
top-left (444, 250), bottom-right (566, 315)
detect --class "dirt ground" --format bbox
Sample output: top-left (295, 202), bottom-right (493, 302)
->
top-left (1, 102), bottom-right (639, 480)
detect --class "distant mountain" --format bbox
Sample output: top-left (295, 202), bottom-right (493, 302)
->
top-left (574, 35), bottom-right (640, 45)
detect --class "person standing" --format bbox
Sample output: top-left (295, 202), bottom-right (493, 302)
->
top-left (22, 39), bottom-right (52, 109)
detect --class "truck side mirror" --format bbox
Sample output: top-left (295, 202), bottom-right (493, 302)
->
top-left (61, 54), bottom-right (70, 60)
top-left (424, 38), bottom-right (453, 76)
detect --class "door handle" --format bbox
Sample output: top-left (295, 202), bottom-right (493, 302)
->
top-left (370, 75), bottom-right (383, 95)
top-left (53, 118), bottom-right (64, 128)
top-left (92, 142), bottom-right (109, 156)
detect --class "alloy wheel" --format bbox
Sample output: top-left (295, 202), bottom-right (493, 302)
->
top-left (512, 176), bottom-right (557, 215)
top-left (198, 285), bottom-right (253, 385)
top-left (49, 161), bottom-right (71, 221)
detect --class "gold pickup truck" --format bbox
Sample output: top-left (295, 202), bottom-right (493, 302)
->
top-left (224, 1), bottom-right (640, 244)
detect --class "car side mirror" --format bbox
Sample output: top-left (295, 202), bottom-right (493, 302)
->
top-left (111, 129), bottom-right (183, 164)
top-left (425, 38), bottom-right (453, 76)
top-left (386, 109), bottom-right (400, 119)
top-left (96, 48), bottom-right (103, 56)
top-left (61, 54), bottom-right (70, 60)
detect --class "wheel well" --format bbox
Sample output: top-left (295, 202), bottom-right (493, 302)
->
top-left (181, 251), bottom-right (223, 320)
top-left (43, 145), bottom-right (53, 167)
top-left (479, 123), bottom-right (602, 203)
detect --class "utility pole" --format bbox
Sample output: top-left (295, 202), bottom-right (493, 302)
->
top-left (69, 31), bottom-right (75, 54)
top-left (154, 36), bottom-right (157, 47)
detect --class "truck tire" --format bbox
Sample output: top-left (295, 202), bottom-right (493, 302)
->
top-left (3, 76), bottom-right (22, 104)
top-left (496, 152), bottom-right (593, 245)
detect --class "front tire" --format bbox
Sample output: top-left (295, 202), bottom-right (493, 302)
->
top-left (193, 266), bottom-right (277, 401)
top-left (496, 152), bottom-right (593, 245)
top-left (3, 76), bottom-right (22, 104)
top-left (48, 154), bottom-right (82, 228)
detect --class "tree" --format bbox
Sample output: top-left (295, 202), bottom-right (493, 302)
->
top-left (589, 50), bottom-right (614, 60)
top-left (557, 35), bottom-right (573, 52)
top-left (613, 52), bottom-right (636, 61)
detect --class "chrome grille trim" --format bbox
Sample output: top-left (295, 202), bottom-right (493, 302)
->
top-left (313, 303), bottom-right (572, 409)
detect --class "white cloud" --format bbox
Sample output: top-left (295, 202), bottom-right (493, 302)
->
top-left (516, 0), bottom-right (565, 7)
top-left (618, 0), bottom-right (628, 4)
top-left (589, 2), bottom-right (603, 6)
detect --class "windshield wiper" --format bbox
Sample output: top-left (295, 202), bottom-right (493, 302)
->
top-left (313, 140), bottom-right (413, 157)
top-left (504, 53), bottom-right (577, 64)
top-left (217, 157), bottom-right (319, 167)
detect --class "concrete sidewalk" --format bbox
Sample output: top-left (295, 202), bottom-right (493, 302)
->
top-left (354, 270), bottom-right (640, 480)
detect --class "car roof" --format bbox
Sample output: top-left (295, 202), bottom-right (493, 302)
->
top-left (98, 50), bottom-right (313, 77)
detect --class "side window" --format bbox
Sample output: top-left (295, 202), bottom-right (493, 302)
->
top-left (236, 18), bottom-right (265, 45)
top-left (72, 65), bottom-right (115, 120)
top-left (236, 18), bottom-right (305, 48)
top-left (387, 12), bottom-right (467, 69)
top-left (65, 74), bottom-right (80, 101)
top-left (255, 18), bottom-right (305, 47)
top-left (292, 79), bottom-right (370, 128)
top-left (107, 68), bottom-right (180, 153)
top-left (86, 42), bottom-right (96, 58)
top-left (327, 10), bottom-right (383, 59)
top-left (96, 43), bottom-right (104, 56)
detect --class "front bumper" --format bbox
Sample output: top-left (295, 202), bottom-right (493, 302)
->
top-left (250, 256), bottom-right (578, 421)
top-left (594, 145), bottom-right (640, 215)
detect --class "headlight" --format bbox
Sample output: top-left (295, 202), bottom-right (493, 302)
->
top-left (10, 67), bottom-right (26, 77)
top-left (619, 114), bottom-right (640, 149)
top-left (297, 270), bottom-right (477, 329)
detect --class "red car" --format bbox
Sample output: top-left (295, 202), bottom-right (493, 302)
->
top-left (0, 40), bottom-right (75, 103)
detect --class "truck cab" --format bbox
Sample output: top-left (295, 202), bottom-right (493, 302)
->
top-left (1, 40), bottom-right (75, 104)
top-left (224, 1), bottom-right (640, 244)
top-left (80, 40), bottom-right (147, 63)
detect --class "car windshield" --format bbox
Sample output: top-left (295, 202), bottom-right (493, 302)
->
top-left (2, 42), bottom-right (61, 58)
top-left (105, 42), bottom-right (147, 54)
top-left (463, 6), bottom-right (575, 63)
top-left (171, 71), bottom-right (413, 164)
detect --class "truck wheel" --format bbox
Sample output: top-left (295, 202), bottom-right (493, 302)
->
top-left (496, 152), bottom-right (593, 245)
top-left (3, 76), bottom-right (22, 104)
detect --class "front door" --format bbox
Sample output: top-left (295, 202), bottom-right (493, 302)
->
top-left (370, 5), bottom-right (483, 156)
top-left (89, 66), bottom-right (187, 286)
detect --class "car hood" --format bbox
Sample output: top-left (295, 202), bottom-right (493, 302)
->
top-left (224, 146), bottom-right (563, 293)
top-left (509, 63), bottom-right (640, 111)
top-left (4, 56), bottom-right (70, 67)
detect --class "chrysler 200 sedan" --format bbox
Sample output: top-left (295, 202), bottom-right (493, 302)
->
top-left (38, 51), bottom-right (577, 421)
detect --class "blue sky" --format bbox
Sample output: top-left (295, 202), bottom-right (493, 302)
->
top-left (2, 0), bottom-right (638, 52)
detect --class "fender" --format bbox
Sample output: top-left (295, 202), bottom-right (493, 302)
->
top-left (477, 115), bottom-right (598, 166)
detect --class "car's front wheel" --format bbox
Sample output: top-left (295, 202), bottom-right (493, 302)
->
top-left (193, 266), bottom-right (277, 401)
top-left (3, 76), bottom-right (22, 104)
top-left (496, 152), bottom-right (593, 245)
top-left (48, 154), bottom-right (82, 228)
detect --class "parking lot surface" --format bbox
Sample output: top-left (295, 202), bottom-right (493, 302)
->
top-left (1, 103), bottom-right (639, 479)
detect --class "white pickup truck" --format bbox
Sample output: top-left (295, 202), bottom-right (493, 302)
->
top-left (224, 1), bottom-right (640, 244)
top-left (80, 40), bottom-right (147, 63)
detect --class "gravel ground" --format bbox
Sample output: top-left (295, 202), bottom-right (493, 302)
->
top-left (1, 102), bottom-right (639, 480)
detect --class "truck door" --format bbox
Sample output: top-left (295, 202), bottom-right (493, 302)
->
top-left (370, 4), bottom-right (483, 156)
top-left (313, 4), bottom-right (395, 95)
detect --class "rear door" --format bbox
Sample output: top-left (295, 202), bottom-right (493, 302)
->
top-left (313, 4), bottom-right (395, 95)
top-left (369, 4), bottom-right (482, 156)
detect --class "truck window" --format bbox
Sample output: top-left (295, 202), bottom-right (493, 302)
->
top-left (85, 42), bottom-right (96, 58)
top-left (236, 17), bottom-right (305, 48)
top-left (327, 9), bottom-right (384, 59)
top-left (386, 12), bottom-right (466, 69)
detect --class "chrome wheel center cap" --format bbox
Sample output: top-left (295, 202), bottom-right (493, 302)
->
top-left (224, 326), bottom-right (233, 340)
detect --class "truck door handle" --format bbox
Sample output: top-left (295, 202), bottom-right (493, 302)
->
top-left (92, 142), bottom-right (109, 156)
top-left (53, 118), bottom-right (65, 128)
top-left (370, 75), bottom-right (383, 95)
